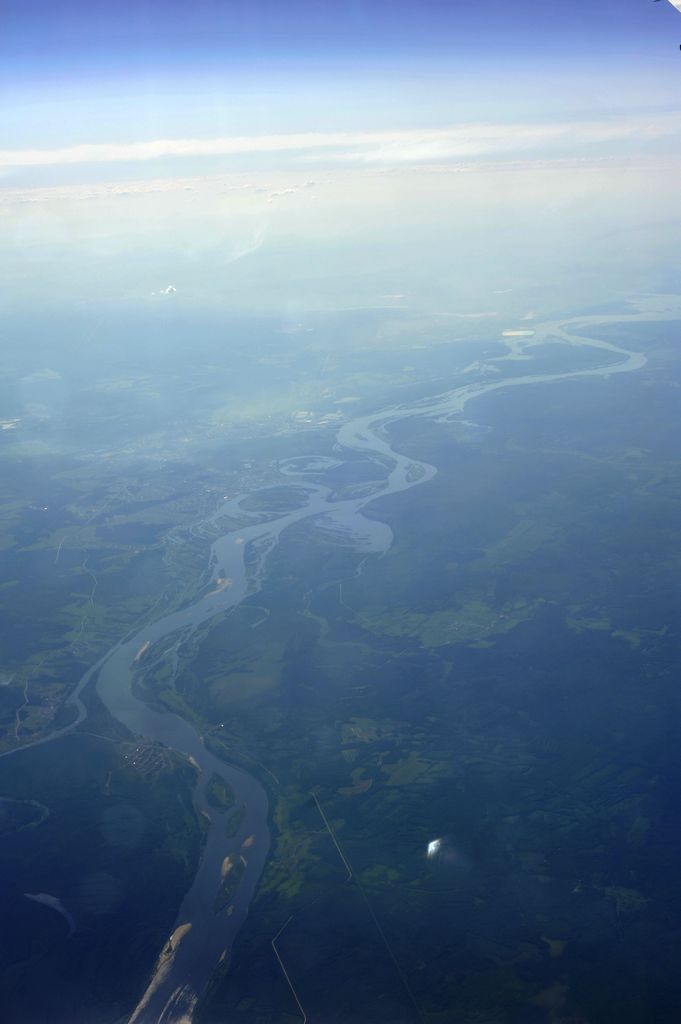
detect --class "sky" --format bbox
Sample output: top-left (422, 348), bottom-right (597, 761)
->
top-left (3, 0), bottom-right (680, 72)
top-left (2, 0), bottom-right (681, 156)
top-left (1, 0), bottom-right (680, 320)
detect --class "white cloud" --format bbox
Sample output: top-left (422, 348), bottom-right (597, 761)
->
top-left (266, 187), bottom-right (300, 202)
top-left (0, 174), bottom-right (267, 205)
top-left (1, 115), bottom-right (680, 171)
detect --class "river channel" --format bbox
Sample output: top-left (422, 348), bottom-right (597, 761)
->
top-left (5, 303), bottom-right (675, 1022)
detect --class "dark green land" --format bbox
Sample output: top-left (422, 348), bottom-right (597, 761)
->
top-left (192, 320), bottom-right (680, 1023)
top-left (1, 308), bottom-right (680, 1022)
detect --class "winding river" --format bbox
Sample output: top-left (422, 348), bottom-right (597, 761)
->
top-left (4, 301), bottom-right (678, 1023)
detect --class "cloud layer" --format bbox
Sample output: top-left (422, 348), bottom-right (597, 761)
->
top-left (2, 115), bottom-right (681, 171)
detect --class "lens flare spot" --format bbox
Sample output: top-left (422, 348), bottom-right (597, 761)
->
top-left (427, 838), bottom-right (442, 858)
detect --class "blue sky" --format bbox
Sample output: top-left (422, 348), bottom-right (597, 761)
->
top-left (3, 0), bottom-right (679, 69)
top-left (2, 0), bottom-right (681, 149)
top-left (1, 0), bottom-right (680, 181)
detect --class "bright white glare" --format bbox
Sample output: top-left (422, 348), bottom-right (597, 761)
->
top-left (427, 838), bottom-right (442, 858)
